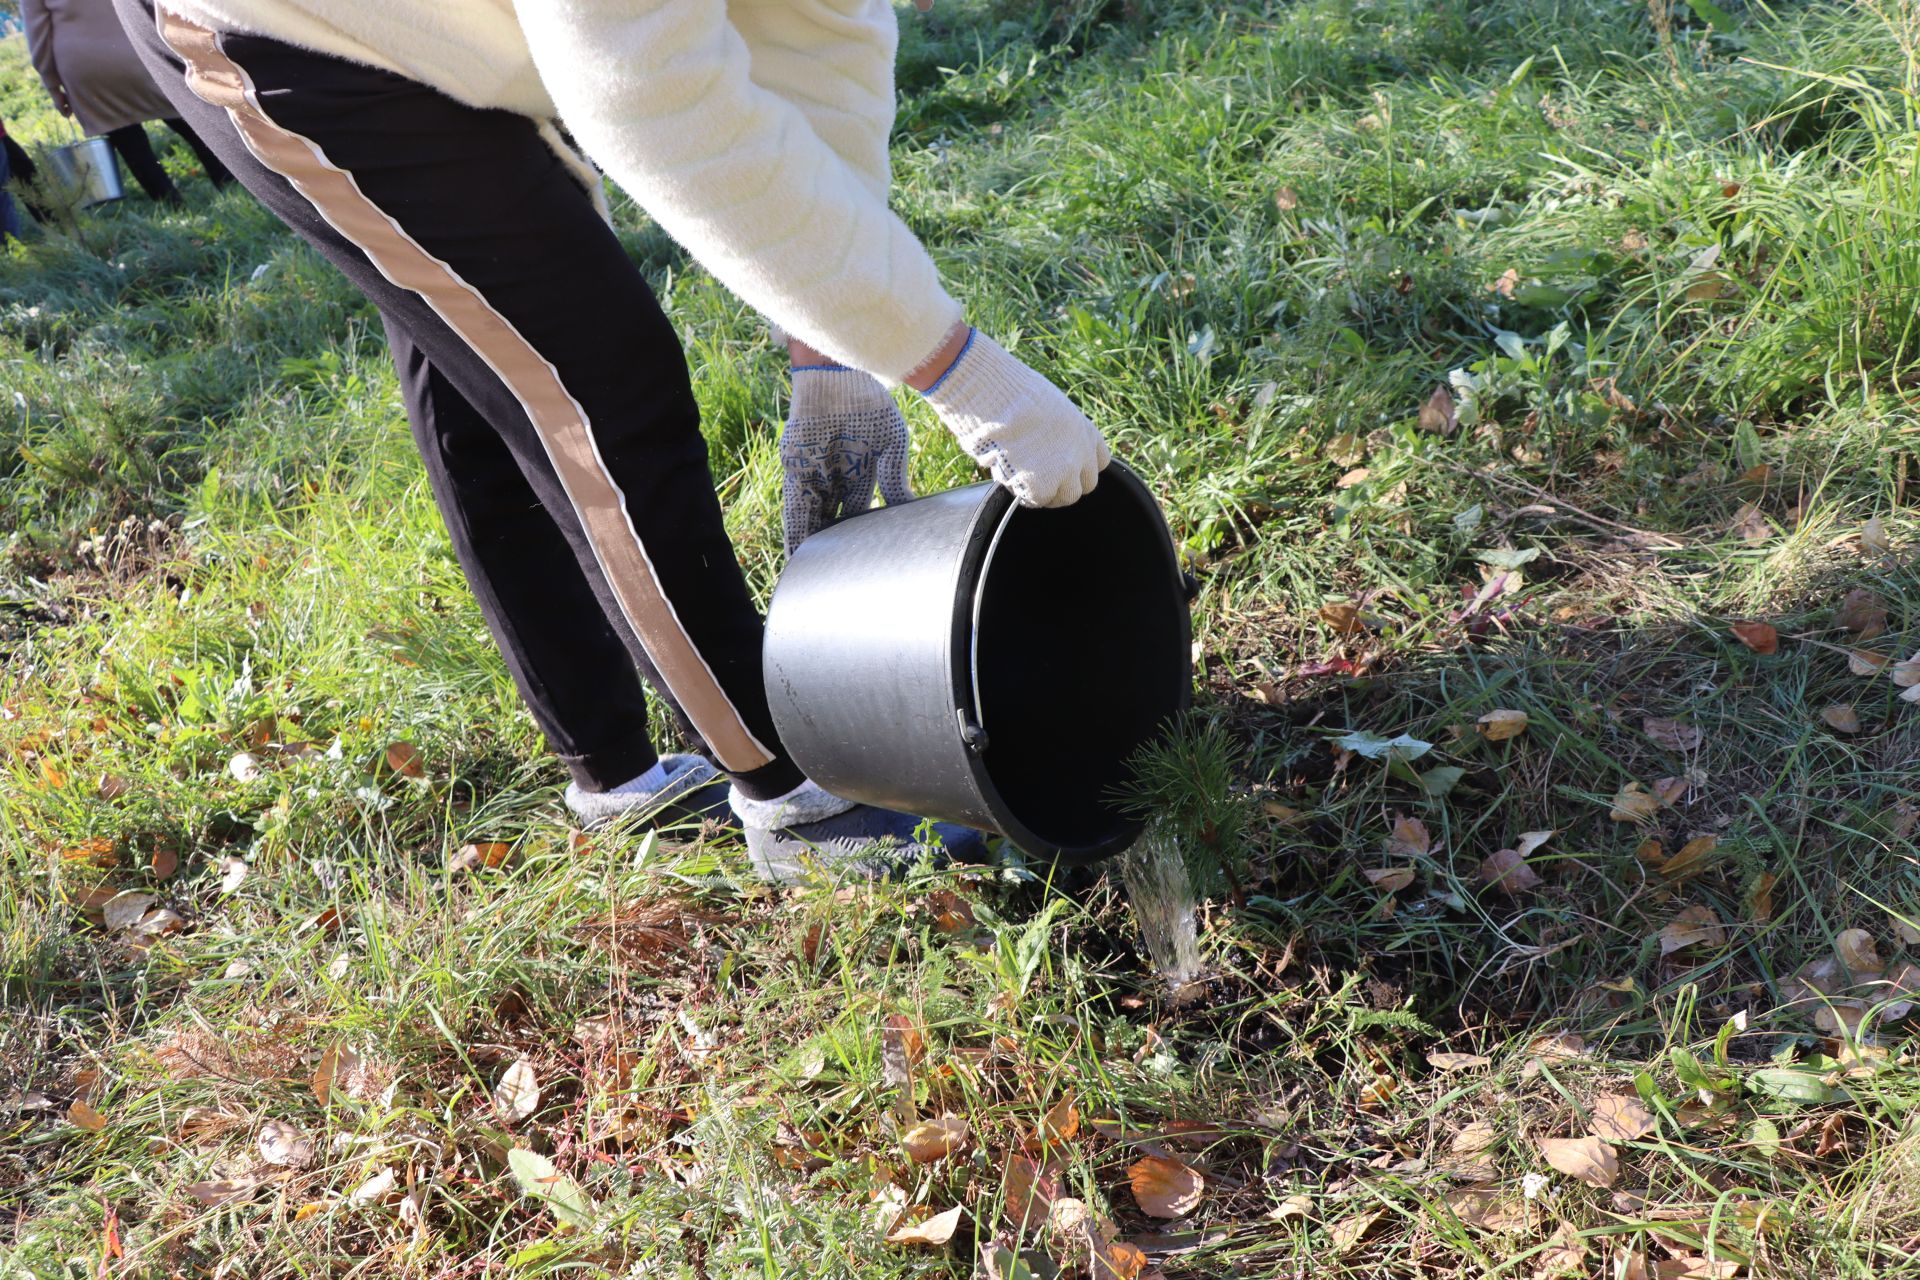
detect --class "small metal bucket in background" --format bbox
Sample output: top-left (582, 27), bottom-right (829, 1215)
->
top-left (45, 137), bottom-right (124, 207)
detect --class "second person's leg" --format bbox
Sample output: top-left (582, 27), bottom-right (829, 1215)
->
top-left (103, 122), bottom-right (181, 204)
top-left (161, 116), bottom-right (233, 188)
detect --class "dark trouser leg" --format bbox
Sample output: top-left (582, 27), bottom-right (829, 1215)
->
top-left (104, 122), bottom-right (181, 204)
top-left (114, 0), bottom-right (805, 800)
top-left (162, 116), bottom-right (233, 188)
top-left (385, 319), bottom-right (709, 790)
top-left (3, 136), bottom-right (51, 224)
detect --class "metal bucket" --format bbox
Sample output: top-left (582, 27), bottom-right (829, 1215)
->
top-left (46, 137), bottom-right (124, 207)
top-left (763, 461), bottom-right (1192, 865)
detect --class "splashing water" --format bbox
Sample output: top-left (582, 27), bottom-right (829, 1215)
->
top-left (1119, 818), bottom-right (1207, 997)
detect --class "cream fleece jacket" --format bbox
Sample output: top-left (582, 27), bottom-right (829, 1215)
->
top-left (158, 0), bottom-right (962, 382)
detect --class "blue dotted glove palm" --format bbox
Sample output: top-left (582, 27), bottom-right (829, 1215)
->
top-left (781, 365), bottom-right (914, 554)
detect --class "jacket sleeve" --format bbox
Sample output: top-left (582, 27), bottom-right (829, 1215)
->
top-left (21, 0), bottom-right (64, 103)
top-left (514, 0), bottom-right (962, 384)
top-left (729, 0), bottom-right (896, 202)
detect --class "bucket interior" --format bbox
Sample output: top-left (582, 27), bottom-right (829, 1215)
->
top-left (969, 475), bottom-right (1188, 852)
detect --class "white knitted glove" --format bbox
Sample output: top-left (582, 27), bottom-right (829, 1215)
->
top-left (920, 329), bottom-right (1111, 507)
top-left (781, 365), bottom-right (914, 553)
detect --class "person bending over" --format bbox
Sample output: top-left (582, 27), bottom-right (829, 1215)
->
top-left (110, 0), bottom-right (1108, 881)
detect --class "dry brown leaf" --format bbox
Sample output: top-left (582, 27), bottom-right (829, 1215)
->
top-left (151, 846), bottom-right (179, 881)
top-left (1748, 872), bottom-right (1778, 923)
top-left (1364, 866), bottom-right (1415, 892)
top-left (1821, 704), bottom-right (1862, 734)
top-left (1478, 708), bottom-right (1529, 741)
top-left (886, 1205), bottom-right (963, 1247)
top-left (102, 891), bottom-right (158, 933)
top-left (494, 1058), bottom-right (540, 1123)
top-left (1730, 621), bottom-right (1779, 655)
top-left (1335, 467), bottom-right (1370, 489)
top-left (1445, 1187), bottom-right (1524, 1232)
top-left (349, 1165), bottom-right (397, 1206)
top-left (1324, 432), bottom-right (1366, 466)
top-left (1039, 1095), bottom-right (1080, 1146)
top-left (1532, 1223), bottom-right (1588, 1278)
top-left (1655, 1259), bottom-right (1739, 1279)
top-left (1128, 1155), bottom-right (1205, 1219)
top-left (1539, 1135), bottom-right (1618, 1187)
top-left (1491, 267), bottom-right (1521, 297)
top-left (1893, 913), bottom-right (1920, 946)
top-left (312, 1043), bottom-right (358, 1107)
top-left (96, 773), bottom-right (131, 801)
top-left (1427, 1051), bottom-right (1491, 1071)
top-left (1660, 835), bottom-right (1717, 880)
top-left (1729, 502), bottom-right (1771, 545)
top-left (1270, 1193), bottom-right (1313, 1220)
top-left (1319, 601), bottom-right (1368, 636)
top-left (1514, 830), bottom-right (1556, 858)
top-left (1589, 1094), bottom-right (1657, 1142)
top-left (1660, 905), bottom-right (1727, 955)
top-left (217, 856), bottom-right (248, 894)
top-left (258, 1119), bottom-right (313, 1168)
top-left (1893, 656), bottom-right (1920, 688)
top-left (1837, 589), bottom-right (1889, 636)
top-left (1328, 1210), bottom-right (1382, 1254)
top-left (1653, 775), bottom-right (1691, 806)
top-left (185, 1175), bottom-right (266, 1206)
top-left (1092, 1239), bottom-right (1149, 1280)
top-left (1451, 1120), bottom-right (1499, 1154)
top-left (451, 841), bottom-right (514, 873)
top-left (1480, 849), bottom-right (1542, 896)
top-left (1387, 815), bottom-right (1431, 858)
top-left (902, 1114), bottom-right (971, 1163)
top-left (1862, 516), bottom-right (1892, 558)
top-left (1849, 648), bottom-right (1892, 676)
top-left (1610, 783), bottom-right (1660, 823)
top-left (1418, 385), bottom-right (1459, 435)
top-left (1261, 799), bottom-right (1305, 823)
top-left (384, 741), bottom-right (425, 778)
top-left (926, 889), bottom-right (977, 933)
top-left (1274, 187), bottom-right (1300, 212)
top-left (227, 751), bottom-right (264, 784)
top-left (1643, 717), bottom-right (1703, 752)
top-left (1836, 928), bottom-right (1883, 973)
top-left (68, 1100), bottom-right (107, 1132)
top-left (1003, 1155), bottom-right (1064, 1229)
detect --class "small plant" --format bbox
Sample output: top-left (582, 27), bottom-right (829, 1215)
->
top-left (1112, 712), bottom-right (1251, 901)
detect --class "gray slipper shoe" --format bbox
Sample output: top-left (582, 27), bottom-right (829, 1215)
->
top-left (732, 782), bottom-right (989, 883)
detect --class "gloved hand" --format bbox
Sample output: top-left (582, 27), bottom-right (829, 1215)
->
top-left (919, 329), bottom-right (1110, 507)
top-left (780, 364), bottom-right (914, 554)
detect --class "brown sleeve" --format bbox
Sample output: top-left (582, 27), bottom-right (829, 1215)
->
top-left (21, 0), bottom-right (64, 102)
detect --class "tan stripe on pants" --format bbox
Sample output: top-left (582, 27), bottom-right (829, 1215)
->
top-left (155, 9), bottom-right (777, 773)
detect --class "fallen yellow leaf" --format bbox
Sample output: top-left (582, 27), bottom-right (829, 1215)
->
top-left (1478, 708), bottom-right (1529, 741)
top-left (902, 1114), bottom-right (971, 1163)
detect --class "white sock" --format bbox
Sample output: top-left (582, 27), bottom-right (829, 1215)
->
top-left (565, 755), bottom-right (717, 826)
top-left (602, 759), bottom-right (672, 796)
top-left (729, 778), bottom-right (857, 829)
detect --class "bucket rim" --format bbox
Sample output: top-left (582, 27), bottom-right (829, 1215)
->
top-left (945, 461), bottom-right (1186, 865)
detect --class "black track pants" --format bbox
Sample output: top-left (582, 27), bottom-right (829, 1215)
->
top-left (113, 0), bottom-right (806, 800)
top-left (105, 117), bottom-right (234, 204)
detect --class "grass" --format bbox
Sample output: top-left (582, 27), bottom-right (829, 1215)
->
top-left (9, 0), bottom-right (1920, 1275)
